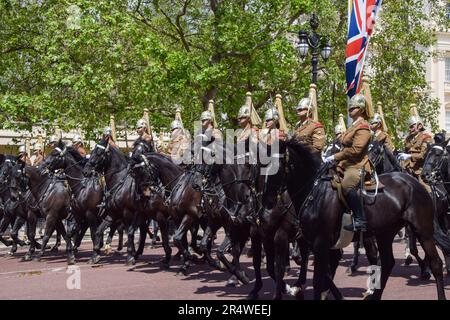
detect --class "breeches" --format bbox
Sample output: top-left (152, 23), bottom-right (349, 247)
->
top-left (341, 168), bottom-right (362, 195)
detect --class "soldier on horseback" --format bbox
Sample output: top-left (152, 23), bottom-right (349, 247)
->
top-left (30, 143), bottom-right (44, 167)
top-left (259, 109), bottom-right (286, 145)
top-left (293, 97), bottom-right (325, 157)
top-left (370, 113), bottom-right (394, 152)
top-left (167, 119), bottom-right (190, 163)
top-left (72, 135), bottom-right (88, 158)
top-left (103, 127), bottom-right (118, 149)
top-left (18, 145), bottom-right (31, 166)
top-left (236, 105), bottom-right (259, 143)
top-left (324, 94), bottom-right (372, 232)
top-left (135, 119), bottom-right (155, 152)
top-left (398, 115), bottom-right (432, 192)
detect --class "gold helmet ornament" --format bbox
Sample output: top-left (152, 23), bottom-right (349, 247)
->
top-left (334, 124), bottom-right (345, 135)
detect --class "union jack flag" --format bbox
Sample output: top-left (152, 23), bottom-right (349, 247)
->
top-left (345, 0), bottom-right (382, 98)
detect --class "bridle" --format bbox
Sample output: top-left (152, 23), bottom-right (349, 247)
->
top-left (423, 144), bottom-right (448, 185)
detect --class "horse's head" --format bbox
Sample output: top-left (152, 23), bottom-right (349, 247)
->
top-left (9, 159), bottom-right (28, 201)
top-left (130, 137), bottom-right (153, 164)
top-left (83, 137), bottom-right (109, 176)
top-left (42, 140), bottom-right (68, 172)
top-left (368, 140), bottom-right (384, 165)
top-left (422, 139), bottom-right (449, 183)
top-left (0, 156), bottom-right (15, 189)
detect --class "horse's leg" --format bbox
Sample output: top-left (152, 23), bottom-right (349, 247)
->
top-left (347, 240), bottom-right (360, 275)
top-left (56, 219), bottom-right (75, 265)
top-left (0, 213), bottom-right (13, 247)
top-left (125, 210), bottom-right (140, 265)
top-left (9, 216), bottom-right (27, 253)
top-left (408, 230), bottom-right (432, 280)
top-left (366, 232), bottom-right (397, 300)
top-left (364, 235), bottom-right (378, 266)
top-left (293, 237), bottom-right (309, 290)
top-left (23, 211), bottom-right (39, 261)
top-left (273, 229), bottom-right (290, 300)
top-left (199, 224), bottom-right (221, 270)
top-left (34, 215), bottom-right (57, 262)
top-left (189, 222), bottom-right (202, 256)
top-left (248, 232), bottom-right (263, 300)
top-left (74, 221), bottom-right (89, 253)
top-left (117, 222), bottom-right (124, 251)
top-left (419, 237), bottom-right (446, 300)
top-left (216, 235), bottom-right (235, 274)
top-left (173, 214), bottom-right (194, 275)
top-left (105, 222), bottom-right (116, 254)
top-left (312, 238), bottom-right (342, 300)
top-left (50, 229), bottom-right (62, 252)
top-left (90, 216), bottom-right (113, 264)
top-left (157, 214), bottom-right (172, 268)
top-left (134, 220), bottom-right (149, 260)
top-left (328, 249), bottom-right (344, 300)
top-left (404, 226), bottom-right (414, 266)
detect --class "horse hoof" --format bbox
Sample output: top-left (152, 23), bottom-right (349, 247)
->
top-left (247, 292), bottom-right (258, 300)
top-left (89, 255), bottom-right (101, 264)
top-left (226, 275), bottom-right (238, 287)
top-left (73, 248), bottom-right (78, 254)
top-left (160, 262), bottom-right (170, 270)
top-left (33, 256), bottom-right (42, 262)
top-left (176, 269), bottom-right (188, 276)
top-left (363, 293), bottom-right (373, 300)
top-left (67, 256), bottom-right (76, 265)
top-left (126, 257), bottom-right (136, 266)
top-left (22, 254), bottom-right (32, 261)
top-left (404, 255), bottom-right (413, 266)
top-left (50, 247), bottom-right (59, 253)
top-left (238, 272), bottom-right (250, 285)
top-left (18, 241), bottom-right (27, 247)
top-left (421, 271), bottom-right (432, 281)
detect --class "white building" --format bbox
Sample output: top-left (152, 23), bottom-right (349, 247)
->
top-left (427, 4), bottom-right (450, 131)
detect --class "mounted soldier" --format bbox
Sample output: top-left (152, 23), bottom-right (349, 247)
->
top-left (293, 85), bottom-right (325, 158)
top-left (103, 127), bottom-right (118, 149)
top-left (168, 119), bottom-right (190, 164)
top-left (30, 143), bottom-right (44, 167)
top-left (324, 93), bottom-right (372, 231)
top-left (136, 119), bottom-right (155, 152)
top-left (72, 135), bottom-right (88, 158)
top-left (259, 107), bottom-right (286, 145)
top-left (18, 145), bottom-right (31, 166)
top-left (370, 102), bottom-right (394, 153)
top-left (398, 109), bottom-right (432, 192)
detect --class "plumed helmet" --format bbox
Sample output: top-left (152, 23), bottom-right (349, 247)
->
top-left (296, 97), bottom-right (311, 111)
top-left (348, 94), bottom-right (367, 111)
top-left (171, 120), bottom-right (182, 130)
top-left (200, 111), bottom-right (212, 121)
top-left (33, 143), bottom-right (43, 151)
top-left (72, 134), bottom-right (82, 144)
top-left (136, 119), bottom-right (148, 129)
top-left (18, 146), bottom-right (27, 154)
top-left (334, 124), bottom-right (345, 135)
top-left (48, 135), bottom-right (58, 144)
top-left (370, 113), bottom-right (382, 125)
top-left (264, 109), bottom-right (279, 122)
top-left (103, 127), bottom-right (112, 136)
top-left (408, 116), bottom-right (420, 127)
top-left (238, 105), bottom-right (251, 119)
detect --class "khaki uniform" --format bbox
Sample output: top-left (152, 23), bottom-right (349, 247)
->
top-left (236, 124), bottom-right (259, 143)
top-left (294, 118), bottom-right (326, 156)
top-left (403, 131), bottom-right (432, 192)
top-left (374, 130), bottom-right (394, 153)
top-left (168, 132), bottom-right (190, 160)
top-left (334, 118), bottom-right (372, 193)
top-left (31, 153), bottom-right (44, 166)
top-left (19, 155), bottom-right (32, 166)
top-left (403, 131), bottom-right (432, 176)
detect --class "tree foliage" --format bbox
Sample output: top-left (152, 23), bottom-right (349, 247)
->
top-left (0, 0), bottom-right (447, 143)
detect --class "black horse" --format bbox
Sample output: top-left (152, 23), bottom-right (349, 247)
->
top-left (421, 138), bottom-right (450, 275)
top-left (42, 142), bottom-right (105, 263)
top-left (269, 138), bottom-right (447, 300)
top-left (83, 137), bottom-right (147, 265)
top-left (11, 160), bottom-right (74, 264)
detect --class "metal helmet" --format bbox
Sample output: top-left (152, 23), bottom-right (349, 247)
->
top-left (334, 124), bottom-right (345, 135)
top-left (171, 119), bottom-right (182, 130)
top-left (18, 146), bottom-right (27, 154)
top-left (348, 94), bottom-right (367, 111)
top-left (296, 97), bottom-right (311, 111)
top-left (48, 135), bottom-right (58, 145)
top-left (264, 109), bottom-right (279, 122)
top-left (33, 143), bottom-right (43, 151)
top-left (136, 119), bottom-right (148, 129)
top-left (238, 105), bottom-right (250, 119)
top-left (72, 134), bottom-right (82, 144)
top-left (408, 116), bottom-right (420, 127)
top-left (370, 113), bottom-right (382, 125)
top-left (103, 127), bottom-right (112, 136)
top-left (200, 111), bottom-right (212, 121)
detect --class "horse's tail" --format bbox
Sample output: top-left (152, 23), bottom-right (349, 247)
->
top-left (433, 213), bottom-right (450, 255)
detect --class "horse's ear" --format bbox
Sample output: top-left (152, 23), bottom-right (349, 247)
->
top-left (58, 139), bottom-right (65, 149)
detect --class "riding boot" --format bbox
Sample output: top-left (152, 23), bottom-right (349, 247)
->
top-left (343, 188), bottom-right (367, 232)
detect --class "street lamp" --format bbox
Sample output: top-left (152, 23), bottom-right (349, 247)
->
top-left (297, 13), bottom-right (332, 84)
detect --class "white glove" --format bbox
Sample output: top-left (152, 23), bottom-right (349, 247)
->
top-left (85, 154), bottom-right (90, 159)
top-left (324, 155), bottom-right (335, 164)
top-left (398, 153), bottom-right (411, 161)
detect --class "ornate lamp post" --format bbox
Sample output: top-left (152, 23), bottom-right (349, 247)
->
top-left (297, 13), bottom-right (332, 84)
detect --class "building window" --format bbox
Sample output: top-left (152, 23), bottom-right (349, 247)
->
top-left (446, 110), bottom-right (450, 132)
top-left (446, 58), bottom-right (450, 82)
top-left (447, 3), bottom-right (450, 20)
